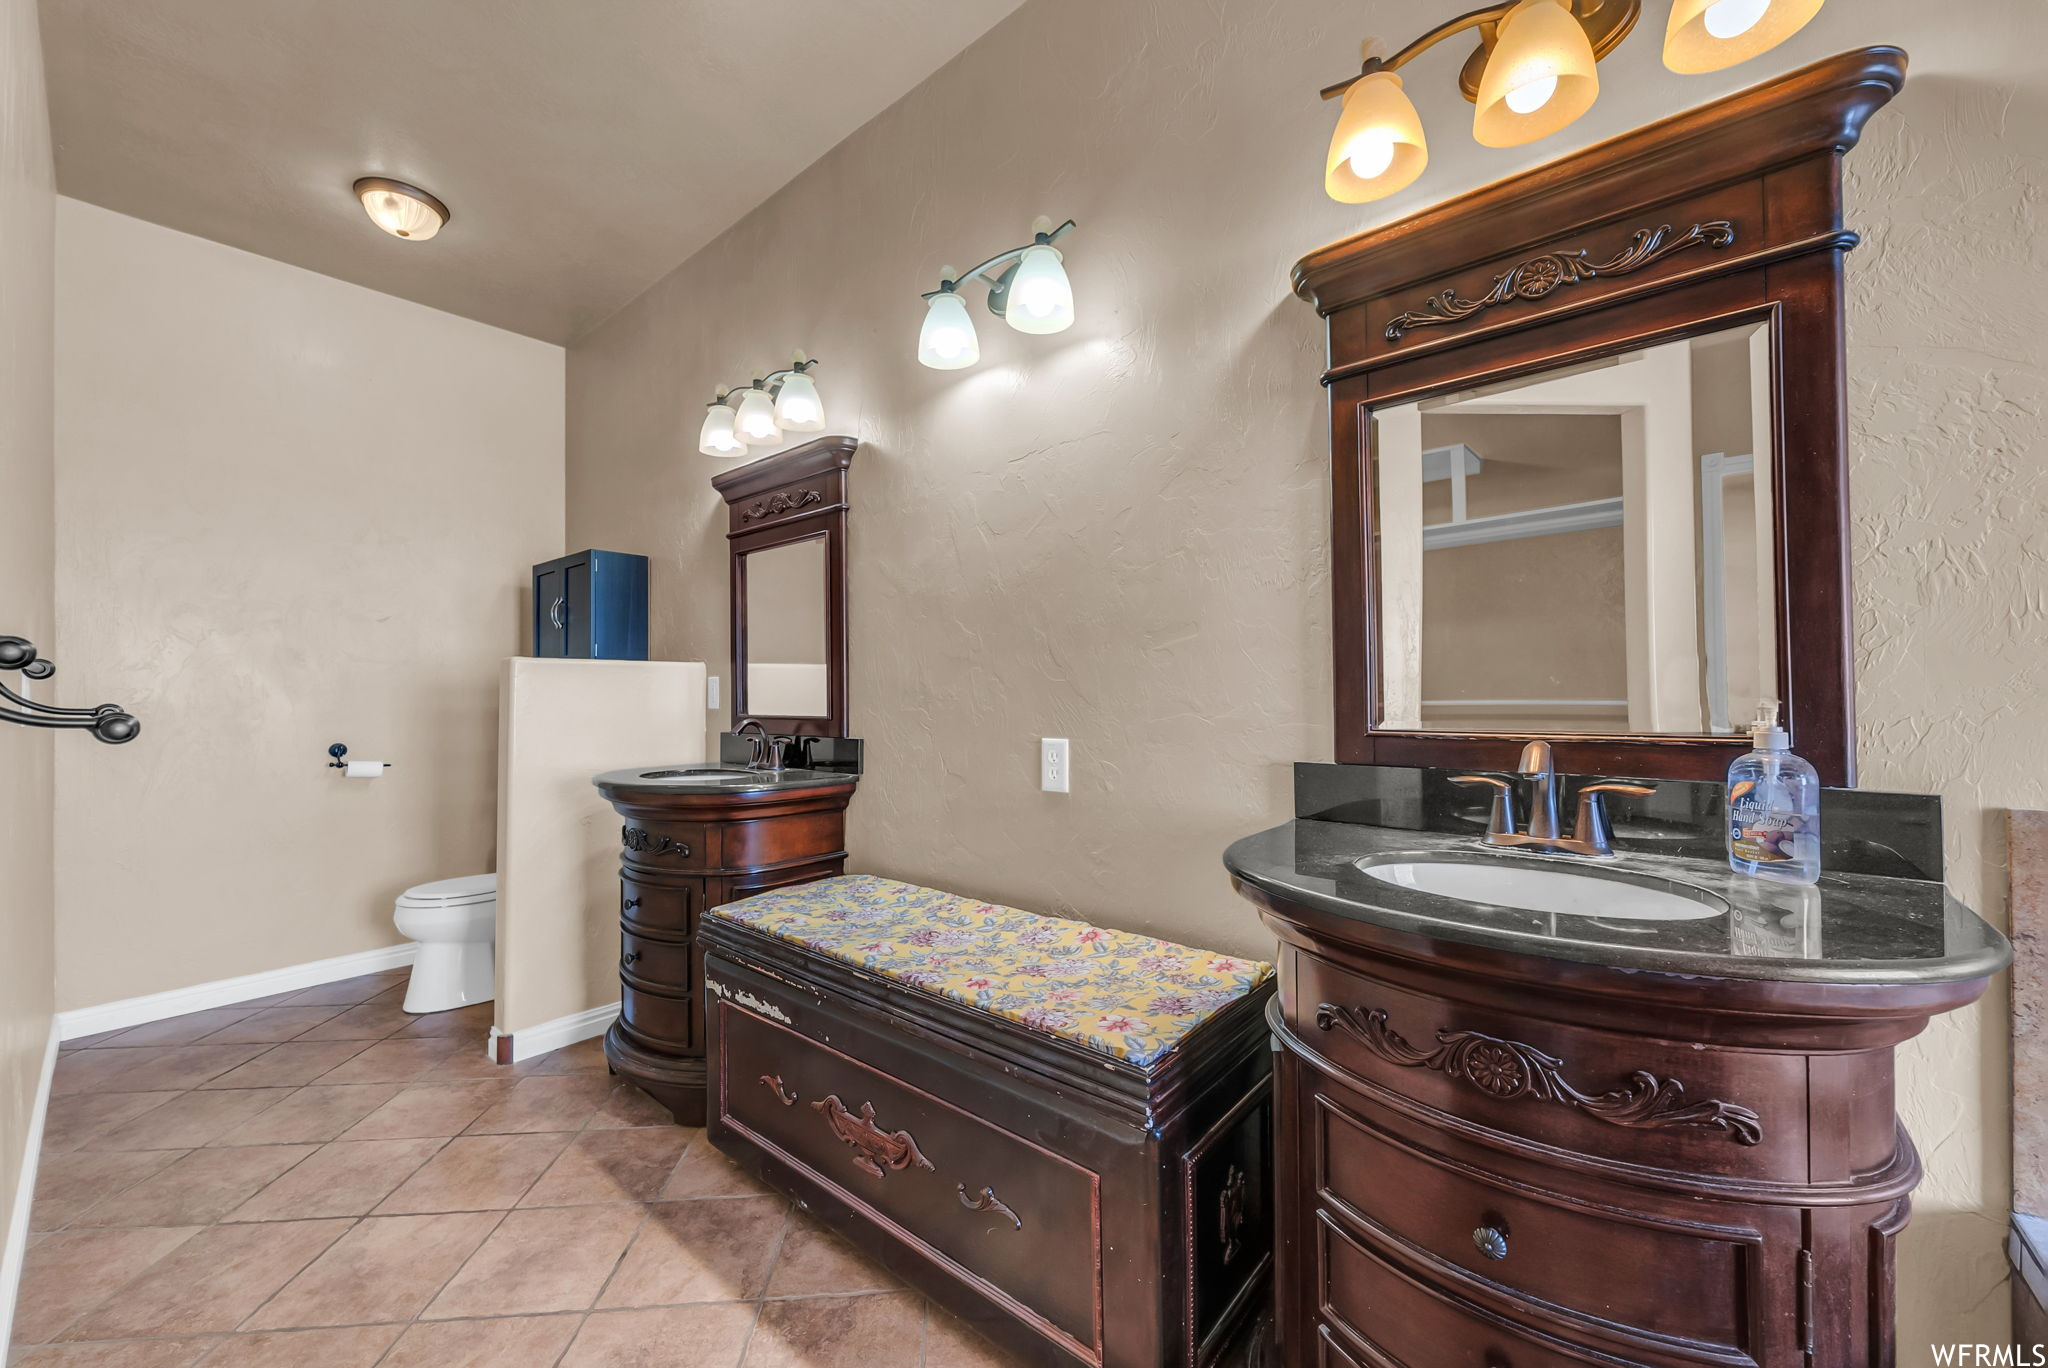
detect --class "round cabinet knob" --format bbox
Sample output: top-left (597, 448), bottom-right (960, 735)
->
top-left (622, 950), bottom-right (642, 967)
top-left (1472, 1225), bottom-right (1509, 1260)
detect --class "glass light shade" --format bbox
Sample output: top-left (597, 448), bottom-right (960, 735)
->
top-left (733, 387), bottom-right (781, 444)
top-left (918, 291), bottom-right (980, 369)
top-left (1324, 71), bottom-right (1428, 204)
top-left (1472, 0), bottom-right (1600, 148)
top-left (1003, 243), bottom-right (1074, 335)
top-left (697, 403), bottom-right (745, 457)
top-left (1664, 0), bottom-right (1824, 73)
top-left (773, 371), bottom-right (825, 431)
top-left (355, 181), bottom-right (445, 240)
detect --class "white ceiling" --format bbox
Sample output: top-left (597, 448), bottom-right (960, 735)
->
top-left (40, 0), bottom-right (1025, 343)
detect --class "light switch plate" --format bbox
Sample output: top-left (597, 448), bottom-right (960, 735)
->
top-left (1041, 738), bottom-right (1070, 794)
top-left (707, 676), bottom-right (720, 709)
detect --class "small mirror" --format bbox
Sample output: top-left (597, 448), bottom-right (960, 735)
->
top-left (1370, 321), bottom-right (1775, 737)
top-left (738, 537), bottom-right (829, 719)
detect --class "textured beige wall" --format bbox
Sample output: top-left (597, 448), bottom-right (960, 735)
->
top-left (54, 199), bottom-right (564, 1011)
top-left (0, 0), bottom-right (55, 1320)
top-left (565, 0), bottom-right (2045, 1341)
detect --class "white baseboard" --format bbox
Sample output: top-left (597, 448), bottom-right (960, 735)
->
top-left (55, 943), bottom-right (419, 1041)
top-left (496, 1001), bottom-right (617, 1064)
top-left (0, 1022), bottom-right (58, 1352)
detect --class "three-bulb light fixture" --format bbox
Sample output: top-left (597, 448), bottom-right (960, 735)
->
top-left (1321, 0), bottom-right (1827, 203)
top-left (917, 217), bottom-right (1077, 369)
top-left (696, 353), bottom-right (826, 457)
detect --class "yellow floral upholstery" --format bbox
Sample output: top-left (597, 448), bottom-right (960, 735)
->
top-left (711, 875), bottom-right (1273, 1068)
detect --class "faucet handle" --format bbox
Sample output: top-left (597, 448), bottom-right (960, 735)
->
top-left (1449, 775), bottom-right (1519, 839)
top-left (1573, 782), bottom-right (1655, 855)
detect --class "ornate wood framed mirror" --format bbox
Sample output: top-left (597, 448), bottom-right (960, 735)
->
top-left (1294, 48), bottom-right (1905, 786)
top-left (711, 435), bottom-right (856, 738)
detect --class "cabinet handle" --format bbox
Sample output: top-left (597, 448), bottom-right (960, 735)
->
top-left (622, 896), bottom-right (641, 911)
top-left (761, 1074), bottom-right (797, 1106)
top-left (622, 950), bottom-right (642, 967)
top-left (1472, 1225), bottom-right (1509, 1260)
top-left (812, 1095), bottom-right (934, 1180)
top-left (958, 1184), bottom-right (1023, 1230)
top-left (549, 597), bottom-right (566, 630)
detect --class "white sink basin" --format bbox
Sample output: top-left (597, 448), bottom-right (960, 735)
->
top-left (1358, 858), bottom-right (1723, 921)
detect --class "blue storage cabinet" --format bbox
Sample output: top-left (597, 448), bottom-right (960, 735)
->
top-left (532, 550), bottom-right (649, 659)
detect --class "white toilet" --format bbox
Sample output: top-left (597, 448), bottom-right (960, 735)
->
top-left (393, 873), bottom-right (497, 1014)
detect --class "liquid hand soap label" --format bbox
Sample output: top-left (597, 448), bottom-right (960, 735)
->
top-left (1726, 702), bottom-right (1821, 885)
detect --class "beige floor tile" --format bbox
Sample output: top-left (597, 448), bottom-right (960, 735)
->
top-left (206, 1084), bottom-right (405, 1146)
top-left (310, 1037), bottom-right (465, 1085)
top-left (59, 1219), bottom-right (351, 1340)
top-left (37, 1090), bottom-right (180, 1154)
top-left (764, 1216), bottom-right (900, 1297)
top-left (239, 1211), bottom-right (500, 1329)
top-left (276, 972), bottom-right (406, 1007)
top-left (10, 1225), bottom-right (201, 1343)
top-left (562, 1302), bottom-right (759, 1368)
top-left (29, 1147), bottom-right (186, 1230)
top-left (291, 1001), bottom-right (417, 1041)
top-left (71, 1144), bottom-right (315, 1228)
top-left (599, 1196), bottom-right (788, 1308)
top-left (51, 1045), bottom-right (269, 1096)
top-left (423, 1204), bottom-right (647, 1318)
top-left (511, 1036), bottom-right (610, 1075)
top-left (371, 1131), bottom-right (572, 1214)
top-left (742, 1292), bottom-right (924, 1368)
top-left (380, 1313), bottom-right (583, 1367)
top-left (97, 1009), bottom-right (259, 1049)
top-left (519, 1126), bottom-right (691, 1207)
top-left (416, 1043), bottom-right (518, 1080)
top-left (189, 1324), bottom-right (403, 1367)
top-left (662, 1136), bottom-right (777, 1200)
top-left (87, 1089), bottom-right (289, 1151)
top-left (198, 1041), bottom-right (373, 1090)
top-left (396, 1001), bottom-right (496, 1038)
top-left (193, 1007), bottom-right (348, 1045)
top-left (10, 1337), bottom-right (220, 1367)
top-left (587, 1082), bottom-right (685, 1131)
top-left (921, 1306), bottom-right (1022, 1368)
top-left (465, 1075), bottom-right (615, 1134)
top-left (225, 1136), bottom-right (444, 1220)
top-left (59, 1027), bottom-right (131, 1049)
top-left (336, 1080), bottom-right (511, 1140)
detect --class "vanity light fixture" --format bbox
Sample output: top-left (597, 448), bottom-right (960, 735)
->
top-left (353, 177), bottom-right (448, 240)
top-left (696, 353), bottom-right (825, 457)
top-left (916, 217), bottom-right (1077, 369)
top-left (1317, 0), bottom-right (1827, 202)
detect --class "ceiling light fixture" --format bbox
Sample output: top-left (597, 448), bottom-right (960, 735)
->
top-left (697, 353), bottom-right (826, 457)
top-left (1317, 0), bottom-right (1826, 202)
top-left (916, 217), bottom-right (1076, 369)
top-left (353, 177), bottom-right (448, 240)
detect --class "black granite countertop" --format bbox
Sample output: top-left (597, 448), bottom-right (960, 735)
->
top-left (593, 763), bottom-right (860, 796)
top-left (1224, 819), bottom-right (2009, 986)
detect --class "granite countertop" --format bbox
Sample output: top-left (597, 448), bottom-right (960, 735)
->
top-left (1224, 818), bottom-right (2010, 986)
top-left (593, 763), bottom-right (860, 796)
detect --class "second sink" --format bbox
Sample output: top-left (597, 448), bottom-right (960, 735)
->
top-left (1357, 856), bottom-right (1726, 922)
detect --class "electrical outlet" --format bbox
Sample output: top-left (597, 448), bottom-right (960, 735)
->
top-left (1041, 738), bottom-right (1070, 794)
top-left (706, 676), bottom-right (720, 709)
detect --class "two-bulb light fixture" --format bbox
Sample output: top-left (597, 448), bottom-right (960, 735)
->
top-left (353, 177), bottom-right (448, 240)
top-left (917, 217), bottom-right (1078, 370)
top-left (1320, 0), bottom-right (1827, 203)
top-left (696, 353), bottom-right (826, 457)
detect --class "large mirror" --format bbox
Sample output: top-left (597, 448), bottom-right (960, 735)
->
top-left (737, 537), bottom-right (829, 719)
top-left (1370, 321), bottom-right (1775, 738)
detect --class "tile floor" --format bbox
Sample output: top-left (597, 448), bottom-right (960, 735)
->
top-left (12, 969), bottom-right (1019, 1367)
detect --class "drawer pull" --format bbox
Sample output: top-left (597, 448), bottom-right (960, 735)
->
top-left (1313, 1002), bottom-right (1764, 1146)
top-left (958, 1184), bottom-right (1023, 1231)
top-left (620, 825), bottom-right (691, 859)
top-left (622, 896), bottom-right (641, 912)
top-left (812, 1095), bottom-right (934, 1179)
top-left (1472, 1225), bottom-right (1509, 1260)
top-left (622, 950), bottom-right (642, 967)
top-left (760, 1074), bottom-right (796, 1106)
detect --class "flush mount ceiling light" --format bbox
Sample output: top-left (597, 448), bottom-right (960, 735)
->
top-left (697, 352), bottom-right (826, 457)
top-left (354, 177), bottom-right (449, 240)
top-left (1317, 0), bottom-right (1827, 202)
top-left (917, 217), bottom-right (1076, 370)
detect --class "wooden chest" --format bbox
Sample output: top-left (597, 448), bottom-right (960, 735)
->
top-left (699, 913), bottom-right (1276, 1368)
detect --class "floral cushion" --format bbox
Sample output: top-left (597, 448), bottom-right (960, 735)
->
top-left (710, 875), bottom-right (1273, 1069)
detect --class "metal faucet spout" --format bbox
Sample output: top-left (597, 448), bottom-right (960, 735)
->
top-left (1516, 741), bottom-right (1561, 840)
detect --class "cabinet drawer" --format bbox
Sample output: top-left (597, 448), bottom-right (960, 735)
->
top-left (621, 929), bottom-right (693, 993)
top-left (620, 878), bottom-right (695, 935)
top-left (716, 1000), bottom-right (1102, 1360)
top-left (618, 821), bottom-right (710, 869)
top-left (620, 984), bottom-right (695, 1053)
top-left (1314, 1089), bottom-right (1754, 1352)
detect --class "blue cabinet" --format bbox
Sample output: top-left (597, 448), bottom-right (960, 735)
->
top-left (532, 550), bottom-right (648, 660)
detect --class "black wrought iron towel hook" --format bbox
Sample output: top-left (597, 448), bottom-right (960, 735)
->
top-left (0, 636), bottom-right (140, 744)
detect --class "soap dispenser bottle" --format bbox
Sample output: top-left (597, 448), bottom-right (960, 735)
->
top-left (1726, 702), bottom-right (1820, 885)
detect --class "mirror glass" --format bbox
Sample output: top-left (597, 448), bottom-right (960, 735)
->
top-left (1370, 321), bottom-right (1776, 737)
top-left (740, 537), bottom-right (829, 718)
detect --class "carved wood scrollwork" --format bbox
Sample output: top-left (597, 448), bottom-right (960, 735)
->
top-left (1314, 1003), bottom-right (1763, 1145)
top-left (1385, 220), bottom-right (1737, 341)
top-left (620, 825), bottom-right (690, 858)
top-left (1219, 1164), bottom-right (1249, 1265)
top-left (811, 1095), bottom-right (935, 1178)
top-left (760, 1075), bottom-right (796, 1106)
top-left (957, 1184), bottom-right (1023, 1231)
top-left (741, 488), bottom-right (824, 522)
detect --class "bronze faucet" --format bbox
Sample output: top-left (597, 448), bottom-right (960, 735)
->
top-left (733, 717), bottom-right (778, 772)
top-left (1450, 741), bottom-right (1654, 858)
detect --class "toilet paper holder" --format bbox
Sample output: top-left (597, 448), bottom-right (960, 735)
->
top-left (327, 743), bottom-right (392, 771)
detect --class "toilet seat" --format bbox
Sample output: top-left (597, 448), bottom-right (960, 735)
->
top-left (394, 873), bottom-right (497, 1013)
top-left (397, 873), bottom-right (496, 908)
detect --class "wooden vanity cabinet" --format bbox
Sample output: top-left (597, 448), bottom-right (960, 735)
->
top-left (596, 778), bottom-right (856, 1126)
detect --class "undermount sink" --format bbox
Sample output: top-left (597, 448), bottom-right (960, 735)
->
top-left (637, 766), bottom-right (754, 781)
top-left (1357, 857), bottom-right (1725, 921)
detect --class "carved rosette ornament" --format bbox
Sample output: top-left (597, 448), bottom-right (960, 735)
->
top-left (1314, 1003), bottom-right (1763, 1145)
top-left (740, 488), bottom-right (824, 522)
top-left (1385, 219), bottom-right (1737, 341)
top-left (620, 825), bottom-right (690, 858)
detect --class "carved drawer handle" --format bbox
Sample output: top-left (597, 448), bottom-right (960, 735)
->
top-left (1472, 1225), bottom-right (1509, 1260)
top-left (620, 825), bottom-right (690, 858)
top-left (761, 1074), bottom-right (796, 1106)
top-left (958, 1185), bottom-right (1022, 1230)
top-left (812, 1095), bottom-right (933, 1179)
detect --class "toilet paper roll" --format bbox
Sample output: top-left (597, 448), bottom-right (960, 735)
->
top-left (344, 760), bottom-right (387, 778)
